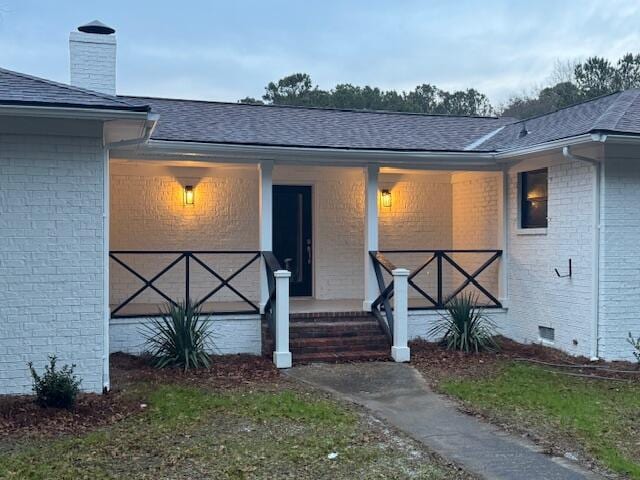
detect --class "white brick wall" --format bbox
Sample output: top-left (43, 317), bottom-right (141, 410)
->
top-left (0, 133), bottom-right (106, 394)
top-left (500, 151), bottom-right (596, 358)
top-left (110, 314), bottom-right (261, 355)
top-left (379, 172), bottom-right (453, 302)
top-left (109, 163), bottom-right (259, 309)
top-left (409, 309), bottom-right (508, 341)
top-left (69, 31), bottom-right (116, 96)
top-left (599, 145), bottom-right (640, 361)
top-left (451, 172), bottom-right (501, 301)
top-left (110, 164), bottom-right (459, 304)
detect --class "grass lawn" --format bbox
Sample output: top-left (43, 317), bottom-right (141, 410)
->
top-left (0, 355), bottom-right (468, 480)
top-left (440, 361), bottom-right (640, 479)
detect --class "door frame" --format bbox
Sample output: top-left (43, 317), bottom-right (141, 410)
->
top-left (273, 182), bottom-right (316, 298)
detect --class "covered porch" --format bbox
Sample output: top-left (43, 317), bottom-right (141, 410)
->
top-left (107, 154), bottom-right (506, 364)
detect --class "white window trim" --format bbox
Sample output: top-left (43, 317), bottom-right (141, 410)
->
top-left (516, 227), bottom-right (547, 236)
top-left (517, 168), bottom-right (549, 232)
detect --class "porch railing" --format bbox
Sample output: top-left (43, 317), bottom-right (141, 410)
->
top-left (109, 250), bottom-right (261, 318)
top-left (369, 252), bottom-right (396, 342)
top-left (262, 251), bottom-right (282, 340)
top-left (370, 249), bottom-right (503, 313)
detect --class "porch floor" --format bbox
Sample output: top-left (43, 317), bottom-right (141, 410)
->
top-left (110, 297), bottom-right (450, 318)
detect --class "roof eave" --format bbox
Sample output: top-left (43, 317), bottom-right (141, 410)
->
top-left (494, 133), bottom-right (606, 161)
top-left (114, 139), bottom-right (501, 170)
top-left (0, 103), bottom-right (151, 120)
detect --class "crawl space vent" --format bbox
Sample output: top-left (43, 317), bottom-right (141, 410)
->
top-left (538, 326), bottom-right (555, 342)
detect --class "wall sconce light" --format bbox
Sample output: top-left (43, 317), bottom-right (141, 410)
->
top-left (184, 185), bottom-right (194, 205)
top-left (381, 189), bottom-right (392, 208)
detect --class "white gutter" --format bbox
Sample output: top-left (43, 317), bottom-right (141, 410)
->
top-left (0, 104), bottom-right (150, 120)
top-left (562, 145), bottom-right (602, 360)
top-left (101, 112), bottom-right (158, 392)
top-left (102, 148), bottom-right (110, 393)
top-left (495, 134), bottom-right (603, 160)
top-left (104, 113), bottom-right (160, 149)
top-left (118, 139), bottom-right (500, 170)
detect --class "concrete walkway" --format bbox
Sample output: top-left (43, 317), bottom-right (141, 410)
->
top-left (286, 362), bottom-right (602, 480)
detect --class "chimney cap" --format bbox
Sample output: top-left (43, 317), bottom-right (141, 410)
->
top-left (78, 20), bottom-right (115, 35)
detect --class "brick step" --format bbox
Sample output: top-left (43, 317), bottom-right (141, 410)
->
top-left (293, 349), bottom-right (390, 364)
top-left (289, 322), bottom-right (383, 339)
top-left (290, 334), bottom-right (388, 348)
top-left (290, 311), bottom-right (375, 320)
top-left (290, 316), bottom-right (378, 324)
top-left (291, 336), bottom-right (389, 354)
top-left (291, 343), bottom-right (388, 355)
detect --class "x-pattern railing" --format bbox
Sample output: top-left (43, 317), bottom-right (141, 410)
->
top-left (372, 249), bottom-right (502, 311)
top-left (109, 250), bottom-right (261, 317)
top-left (369, 252), bottom-right (396, 342)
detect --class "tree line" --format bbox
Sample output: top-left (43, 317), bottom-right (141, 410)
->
top-left (239, 53), bottom-right (640, 119)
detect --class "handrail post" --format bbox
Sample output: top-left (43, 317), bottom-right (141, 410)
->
top-left (273, 269), bottom-right (292, 368)
top-left (391, 268), bottom-right (410, 362)
top-left (436, 251), bottom-right (443, 308)
top-left (184, 253), bottom-right (190, 303)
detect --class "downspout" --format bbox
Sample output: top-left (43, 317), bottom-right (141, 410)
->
top-left (562, 145), bottom-right (602, 360)
top-left (101, 113), bottom-right (158, 392)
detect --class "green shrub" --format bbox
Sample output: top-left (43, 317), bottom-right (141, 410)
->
top-left (428, 292), bottom-right (499, 353)
top-left (142, 299), bottom-right (214, 371)
top-left (28, 356), bottom-right (81, 409)
top-left (627, 332), bottom-right (640, 365)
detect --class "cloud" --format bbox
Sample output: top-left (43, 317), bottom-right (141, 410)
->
top-left (2, 0), bottom-right (640, 106)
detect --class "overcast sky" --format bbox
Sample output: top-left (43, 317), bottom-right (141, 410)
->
top-left (1, 0), bottom-right (639, 107)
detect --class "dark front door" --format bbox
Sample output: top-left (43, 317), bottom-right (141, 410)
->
top-left (273, 185), bottom-right (312, 297)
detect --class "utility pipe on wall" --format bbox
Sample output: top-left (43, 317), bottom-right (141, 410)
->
top-left (562, 146), bottom-right (601, 360)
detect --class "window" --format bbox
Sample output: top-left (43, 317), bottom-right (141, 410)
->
top-left (520, 168), bottom-right (548, 229)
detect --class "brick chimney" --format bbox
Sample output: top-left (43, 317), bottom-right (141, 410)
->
top-left (69, 20), bottom-right (116, 96)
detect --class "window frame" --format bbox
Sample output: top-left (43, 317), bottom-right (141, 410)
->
top-left (519, 168), bottom-right (548, 230)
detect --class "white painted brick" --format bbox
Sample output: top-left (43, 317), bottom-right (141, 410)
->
top-left (501, 152), bottom-right (595, 358)
top-left (599, 146), bottom-right (640, 361)
top-left (69, 31), bottom-right (116, 95)
top-left (109, 315), bottom-right (261, 355)
top-left (0, 133), bottom-right (105, 394)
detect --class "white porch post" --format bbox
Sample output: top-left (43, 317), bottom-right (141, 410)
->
top-left (497, 168), bottom-right (508, 305)
top-left (364, 164), bottom-right (379, 311)
top-left (259, 161), bottom-right (273, 313)
top-left (273, 269), bottom-right (292, 368)
top-left (391, 268), bottom-right (410, 362)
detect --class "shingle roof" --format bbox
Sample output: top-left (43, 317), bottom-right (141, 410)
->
top-left (476, 90), bottom-right (640, 151)
top-left (120, 96), bottom-right (511, 152)
top-left (0, 67), bottom-right (149, 112)
top-left (3, 64), bottom-right (640, 153)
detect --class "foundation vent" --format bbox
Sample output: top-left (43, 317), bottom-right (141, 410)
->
top-left (538, 326), bottom-right (555, 343)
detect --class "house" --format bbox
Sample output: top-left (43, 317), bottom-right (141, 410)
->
top-left (2, 20), bottom-right (640, 395)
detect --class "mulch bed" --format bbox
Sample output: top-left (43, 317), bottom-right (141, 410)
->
top-left (110, 352), bottom-right (280, 389)
top-left (410, 336), bottom-right (640, 385)
top-left (0, 389), bottom-right (140, 440)
top-left (0, 353), bottom-right (280, 440)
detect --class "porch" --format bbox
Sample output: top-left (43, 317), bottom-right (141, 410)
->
top-left (107, 159), bottom-right (505, 364)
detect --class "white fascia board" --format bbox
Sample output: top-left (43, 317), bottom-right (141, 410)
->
top-left (494, 134), bottom-right (603, 161)
top-left (115, 132), bottom-right (636, 168)
top-left (0, 104), bottom-right (150, 121)
top-left (599, 133), bottom-right (640, 144)
top-left (126, 140), bottom-right (500, 169)
top-left (103, 113), bottom-right (159, 147)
